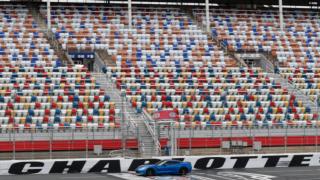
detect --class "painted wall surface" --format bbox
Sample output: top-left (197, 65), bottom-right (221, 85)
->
top-left (1, 153), bottom-right (320, 175)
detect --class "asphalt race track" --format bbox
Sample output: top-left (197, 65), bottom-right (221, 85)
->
top-left (1, 167), bottom-right (320, 180)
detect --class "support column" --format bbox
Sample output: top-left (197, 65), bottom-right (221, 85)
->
top-left (279, 0), bottom-right (284, 32)
top-left (170, 121), bottom-right (176, 156)
top-left (128, 0), bottom-right (132, 29)
top-left (205, 0), bottom-right (210, 33)
top-left (47, 0), bottom-right (51, 31)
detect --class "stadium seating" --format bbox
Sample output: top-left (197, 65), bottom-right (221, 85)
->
top-left (40, 5), bottom-right (316, 128)
top-left (0, 65), bottom-right (120, 131)
top-left (0, 5), bottom-right (119, 131)
top-left (40, 5), bottom-right (236, 67)
top-left (193, 8), bottom-right (320, 68)
top-left (105, 66), bottom-right (317, 128)
top-left (20, 4), bottom-right (319, 129)
top-left (0, 3), bottom-right (319, 154)
top-left (0, 5), bottom-right (60, 66)
top-left (193, 8), bottom-right (320, 115)
top-left (280, 67), bottom-right (320, 102)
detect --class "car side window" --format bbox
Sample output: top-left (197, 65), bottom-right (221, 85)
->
top-left (165, 161), bottom-right (179, 165)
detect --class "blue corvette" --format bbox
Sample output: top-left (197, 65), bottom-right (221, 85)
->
top-left (135, 160), bottom-right (192, 176)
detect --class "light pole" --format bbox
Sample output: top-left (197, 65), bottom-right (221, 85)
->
top-left (205, 0), bottom-right (210, 33)
top-left (279, 0), bottom-right (284, 32)
top-left (128, 0), bottom-right (132, 29)
top-left (47, 0), bottom-right (51, 31)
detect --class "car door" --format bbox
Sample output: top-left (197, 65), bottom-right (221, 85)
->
top-left (155, 161), bottom-right (169, 175)
top-left (159, 161), bottom-right (179, 175)
top-left (168, 161), bottom-right (181, 174)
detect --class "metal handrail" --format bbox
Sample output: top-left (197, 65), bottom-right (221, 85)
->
top-left (142, 109), bottom-right (162, 156)
top-left (280, 74), bottom-right (318, 108)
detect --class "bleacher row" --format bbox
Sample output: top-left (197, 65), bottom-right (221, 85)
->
top-left (0, 5), bottom-right (119, 131)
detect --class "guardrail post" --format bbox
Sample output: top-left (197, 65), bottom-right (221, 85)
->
top-left (268, 126), bottom-right (271, 151)
top-left (250, 126), bottom-right (254, 154)
top-left (189, 127), bottom-right (192, 155)
top-left (284, 126), bottom-right (288, 153)
top-left (86, 127), bottom-right (89, 159)
top-left (136, 126), bottom-right (140, 156)
top-left (31, 129), bottom-right (34, 159)
top-left (220, 126), bottom-right (223, 154)
top-left (316, 125), bottom-right (318, 152)
top-left (13, 128), bottom-right (16, 160)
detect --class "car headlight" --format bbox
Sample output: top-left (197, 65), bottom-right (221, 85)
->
top-left (136, 166), bottom-right (146, 171)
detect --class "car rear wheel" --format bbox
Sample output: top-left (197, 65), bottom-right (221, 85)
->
top-left (146, 169), bottom-right (155, 176)
top-left (179, 167), bottom-right (188, 175)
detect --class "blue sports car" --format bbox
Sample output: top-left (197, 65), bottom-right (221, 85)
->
top-left (135, 160), bottom-right (192, 176)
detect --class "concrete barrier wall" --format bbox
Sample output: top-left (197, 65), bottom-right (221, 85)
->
top-left (1, 153), bottom-right (320, 175)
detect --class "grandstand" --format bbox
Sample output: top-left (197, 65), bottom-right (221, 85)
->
top-left (0, 0), bottom-right (320, 159)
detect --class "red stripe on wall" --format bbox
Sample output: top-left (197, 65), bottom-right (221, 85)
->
top-left (0, 139), bottom-right (138, 152)
top-left (0, 136), bottom-right (319, 152)
top-left (160, 136), bottom-right (320, 148)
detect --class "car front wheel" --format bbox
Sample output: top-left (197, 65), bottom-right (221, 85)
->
top-left (146, 169), bottom-right (155, 176)
top-left (179, 167), bottom-right (188, 175)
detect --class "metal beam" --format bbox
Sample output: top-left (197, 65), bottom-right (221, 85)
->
top-left (47, 0), bottom-right (51, 31)
top-left (128, 0), bottom-right (132, 29)
top-left (279, 0), bottom-right (284, 31)
top-left (205, 0), bottom-right (210, 33)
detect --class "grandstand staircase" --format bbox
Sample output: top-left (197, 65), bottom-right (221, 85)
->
top-left (184, 9), bottom-right (248, 68)
top-left (269, 73), bottom-right (318, 113)
top-left (259, 54), bottom-right (275, 73)
top-left (260, 55), bottom-right (318, 113)
top-left (133, 111), bottom-right (160, 157)
top-left (96, 50), bottom-right (116, 66)
top-left (92, 72), bottom-right (159, 157)
top-left (93, 52), bottom-right (106, 73)
top-left (29, 6), bottom-right (74, 66)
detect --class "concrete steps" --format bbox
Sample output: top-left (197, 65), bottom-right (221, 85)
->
top-left (93, 52), bottom-right (106, 73)
top-left (130, 109), bottom-right (158, 157)
top-left (96, 50), bottom-right (116, 66)
top-left (93, 72), bottom-right (159, 157)
top-left (184, 9), bottom-right (245, 68)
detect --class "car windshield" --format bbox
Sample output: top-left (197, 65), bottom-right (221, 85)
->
top-left (155, 160), bottom-right (167, 166)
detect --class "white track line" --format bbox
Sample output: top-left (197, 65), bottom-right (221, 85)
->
top-left (252, 169), bottom-right (315, 173)
top-left (60, 176), bottom-right (106, 179)
top-left (109, 173), bottom-right (216, 180)
top-left (195, 173), bottom-right (232, 180)
top-left (189, 175), bottom-right (216, 180)
top-left (109, 173), bottom-right (152, 180)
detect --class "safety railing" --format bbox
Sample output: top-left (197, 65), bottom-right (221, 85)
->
top-left (276, 73), bottom-right (318, 111)
top-left (0, 127), bottom-right (125, 160)
top-left (142, 109), bottom-right (162, 156)
top-left (260, 53), bottom-right (274, 73)
top-left (159, 124), bottom-right (320, 156)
